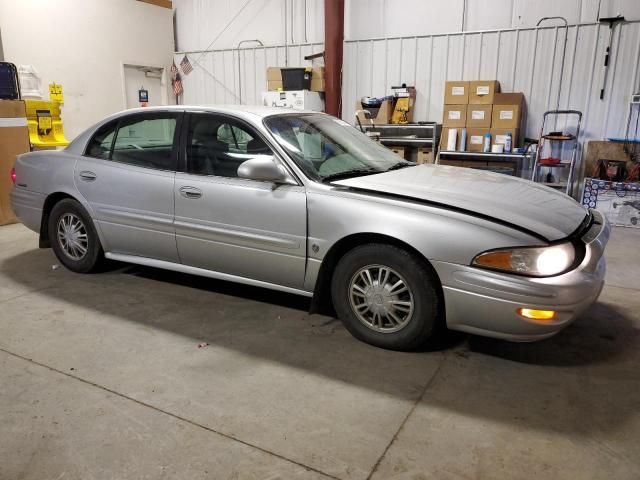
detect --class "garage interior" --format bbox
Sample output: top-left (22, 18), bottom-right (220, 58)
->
top-left (1, 1), bottom-right (639, 479)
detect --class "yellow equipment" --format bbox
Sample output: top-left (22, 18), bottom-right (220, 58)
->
top-left (24, 98), bottom-right (69, 148)
top-left (391, 97), bottom-right (411, 124)
top-left (390, 85), bottom-right (416, 125)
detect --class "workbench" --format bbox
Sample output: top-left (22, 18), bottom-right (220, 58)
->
top-left (436, 150), bottom-right (535, 179)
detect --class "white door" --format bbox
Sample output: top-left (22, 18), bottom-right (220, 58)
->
top-left (123, 65), bottom-right (165, 108)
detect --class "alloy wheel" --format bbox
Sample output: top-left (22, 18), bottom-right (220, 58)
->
top-left (348, 264), bottom-right (415, 333)
top-left (56, 213), bottom-right (89, 260)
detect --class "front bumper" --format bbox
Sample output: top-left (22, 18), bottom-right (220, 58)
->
top-left (433, 210), bottom-right (610, 341)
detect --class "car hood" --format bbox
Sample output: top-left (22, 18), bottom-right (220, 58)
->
top-left (333, 164), bottom-right (587, 241)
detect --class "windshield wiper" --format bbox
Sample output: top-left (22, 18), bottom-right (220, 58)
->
top-left (321, 168), bottom-right (380, 183)
top-left (385, 161), bottom-right (415, 171)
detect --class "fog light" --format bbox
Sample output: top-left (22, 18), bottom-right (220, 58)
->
top-left (517, 308), bottom-right (556, 321)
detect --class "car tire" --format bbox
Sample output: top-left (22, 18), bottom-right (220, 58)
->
top-left (48, 198), bottom-right (104, 273)
top-left (331, 243), bottom-right (443, 351)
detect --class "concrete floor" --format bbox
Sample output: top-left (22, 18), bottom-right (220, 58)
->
top-left (0, 223), bottom-right (639, 480)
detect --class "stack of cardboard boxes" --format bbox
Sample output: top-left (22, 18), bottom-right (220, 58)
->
top-left (263, 66), bottom-right (325, 111)
top-left (0, 100), bottom-right (30, 225)
top-left (440, 80), bottom-right (524, 153)
top-left (266, 67), bottom-right (325, 92)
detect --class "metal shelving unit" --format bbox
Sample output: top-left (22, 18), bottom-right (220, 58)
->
top-left (436, 150), bottom-right (535, 178)
top-left (360, 123), bottom-right (438, 149)
top-left (531, 110), bottom-right (582, 196)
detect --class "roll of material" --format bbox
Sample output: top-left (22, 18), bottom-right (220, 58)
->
top-left (491, 144), bottom-right (504, 153)
top-left (447, 128), bottom-right (457, 151)
top-left (459, 128), bottom-right (467, 152)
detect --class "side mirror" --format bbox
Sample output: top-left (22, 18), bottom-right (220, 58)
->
top-left (237, 156), bottom-right (294, 184)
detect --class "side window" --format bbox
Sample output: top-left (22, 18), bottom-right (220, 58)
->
top-left (186, 114), bottom-right (273, 177)
top-left (111, 116), bottom-right (177, 170)
top-left (86, 121), bottom-right (117, 159)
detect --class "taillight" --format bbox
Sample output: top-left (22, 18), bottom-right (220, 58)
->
top-left (10, 168), bottom-right (17, 184)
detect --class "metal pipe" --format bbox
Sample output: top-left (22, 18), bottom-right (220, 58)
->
top-left (175, 41), bottom-right (318, 55)
top-left (284, 0), bottom-right (289, 66)
top-left (342, 20), bottom-right (639, 43)
top-left (303, 0), bottom-right (308, 43)
top-left (236, 39), bottom-right (264, 104)
top-left (537, 16), bottom-right (568, 112)
top-left (291, 0), bottom-right (295, 44)
top-left (324, 0), bottom-right (344, 116)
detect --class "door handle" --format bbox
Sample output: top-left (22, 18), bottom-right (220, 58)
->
top-left (79, 171), bottom-right (97, 181)
top-left (179, 186), bottom-right (202, 199)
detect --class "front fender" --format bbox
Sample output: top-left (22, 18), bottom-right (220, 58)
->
top-left (304, 188), bottom-right (542, 291)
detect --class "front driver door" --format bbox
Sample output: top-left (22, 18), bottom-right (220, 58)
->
top-left (173, 112), bottom-right (307, 289)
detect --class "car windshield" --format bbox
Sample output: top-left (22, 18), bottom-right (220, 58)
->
top-left (263, 113), bottom-right (413, 181)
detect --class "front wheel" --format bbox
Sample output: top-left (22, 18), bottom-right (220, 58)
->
top-left (48, 198), bottom-right (104, 273)
top-left (331, 243), bottom-right (443, 351)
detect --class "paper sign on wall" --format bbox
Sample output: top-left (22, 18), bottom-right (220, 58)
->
top-left (138, 88), bottom-right (149, 103)
top-left (49, 83), bottom-right (64, 103)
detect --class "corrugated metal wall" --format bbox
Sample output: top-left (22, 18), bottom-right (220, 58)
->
top-left (174, 42), bottom-right (324, 106)
top-left (343, 21), bottom-right (640, 142)
top-left (176, 20), bottom-right (640, 146)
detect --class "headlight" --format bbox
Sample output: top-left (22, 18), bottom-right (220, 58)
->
top-left (472, 242), bottom-right (576, 277)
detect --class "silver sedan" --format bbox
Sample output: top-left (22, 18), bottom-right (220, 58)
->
top-left (11, 106), bottom-right (609, 350)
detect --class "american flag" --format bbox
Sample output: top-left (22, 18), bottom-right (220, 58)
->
top-left (170, 61), bottom-right (179, 79)
top-left (172, 73), bottom-right (183, 97)
top-left (180, 55), bottom-right (193, 75)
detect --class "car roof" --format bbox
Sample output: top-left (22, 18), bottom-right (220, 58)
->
top-left (65, 105), bottom-right (328, 154)
top-left (113, 104), bottom-right (324, 119)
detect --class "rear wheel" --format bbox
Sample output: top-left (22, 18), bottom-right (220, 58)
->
top-left (48, 198), bottom-right (104, 273)
top-left (331, 243), bottom-right (443, 351)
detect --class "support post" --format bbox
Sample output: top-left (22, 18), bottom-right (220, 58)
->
top-left (324, 0), bottom-right (344, 117)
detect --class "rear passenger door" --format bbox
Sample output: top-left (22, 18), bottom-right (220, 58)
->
top-left (75, 111), bottom-right (182, 262)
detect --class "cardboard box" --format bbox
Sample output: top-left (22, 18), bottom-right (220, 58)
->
top-left (262, 90), bottom-right (324, 111)
top-left (267, 66), bottom-right (325, 92)
top-left (442, 105), bottom-right (467, 128)
top-left (439, 159), bottom-right (464, 167)
top-left (444, 81), bottom-right (469, 104)
top-left (469, 80), bottom-right (500, 104)
top-left (0, 100), bottom-right (30, 226)
top-left (491, 128), bottom-right (521, 149)
top-left (416, 148), bottom-right (434, 164)
top-left (466, 104), bottom-right (493, 128)
top-left (387, 146), bottom-right (406, 159)
top-left (355, 99), bottom-right (393, 125)
top-left (440, 127), bottom-right (462, 151)
top-left (492, 93), bottom-right (524, 128)
top-left (466, 128), bottom-right (491, 152)
top-left (439, 160), bottom-right (484, 168)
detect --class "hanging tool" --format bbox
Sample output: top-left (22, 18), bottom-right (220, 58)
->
top-left (598, 15), bottom-right (625, 100)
